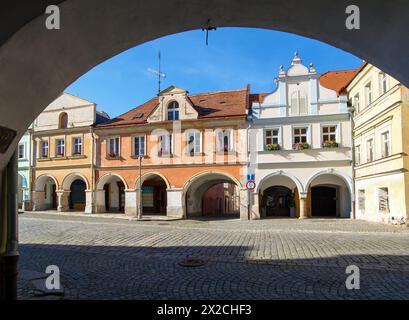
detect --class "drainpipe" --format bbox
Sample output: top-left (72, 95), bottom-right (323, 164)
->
top-left (0, 151), bottom-right (19, 300)
top-left (348, 105), bottom-right (356, 220)
top-left (91, 127), bottom-right (96, 214)
top-left (246, 110), bottom-right (252, 221)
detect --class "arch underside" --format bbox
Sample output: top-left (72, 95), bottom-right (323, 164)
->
top-left (1, 0), bottom-right (409, 171)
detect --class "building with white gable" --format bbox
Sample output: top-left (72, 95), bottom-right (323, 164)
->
top-left (248, 53), bottom-right (355, 219)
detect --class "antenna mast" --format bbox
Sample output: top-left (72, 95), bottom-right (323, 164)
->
top-left (148, 51), bottom-right (167, 94)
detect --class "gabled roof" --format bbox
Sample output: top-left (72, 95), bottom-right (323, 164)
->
top-left (320, 62), bottom-right (368, 96)
top-left (95, 88), bottom-right (248, 128)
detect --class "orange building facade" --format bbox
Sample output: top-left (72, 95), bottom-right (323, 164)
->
top-left (93, 86), bottom-right (249, 219)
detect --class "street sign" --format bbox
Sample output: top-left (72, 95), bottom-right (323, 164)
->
top-left (246, 180), bottom-right (256, 191)
top-left (247, 174), bottom-right (255, 181)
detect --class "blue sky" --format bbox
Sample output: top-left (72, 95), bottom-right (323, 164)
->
top-left (66, 28), bottom-right (363, 118)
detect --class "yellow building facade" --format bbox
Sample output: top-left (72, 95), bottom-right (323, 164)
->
top-left (32, 93), bottom-right (109, 213)
top-left (347, 63), bottom-right (409, 225)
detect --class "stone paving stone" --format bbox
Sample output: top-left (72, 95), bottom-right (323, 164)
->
top-left (17, 212), bottom-right (409, 300)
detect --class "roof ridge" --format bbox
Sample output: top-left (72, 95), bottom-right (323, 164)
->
top-left (188, 88), bottom-right (247, 97)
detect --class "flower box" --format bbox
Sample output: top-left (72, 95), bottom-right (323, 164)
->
top-left (266, 143), bottom-right (281, 151)
top-left (293, 142), bottom-right (310, 151)
top-left (322, 141), bottom-right (339, 148)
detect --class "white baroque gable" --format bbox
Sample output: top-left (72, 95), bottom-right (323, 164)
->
top-left (147, 86), bottom-right (199, 123)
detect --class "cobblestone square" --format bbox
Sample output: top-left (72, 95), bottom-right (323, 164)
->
top-left (18, 213), bottom-right (409, 300)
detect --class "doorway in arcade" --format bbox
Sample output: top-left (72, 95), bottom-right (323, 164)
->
top-left (141, 176), bottom-right (167, 215)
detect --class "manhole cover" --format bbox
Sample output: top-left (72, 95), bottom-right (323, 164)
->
top-left (178, 258), bottom-right (206, 267)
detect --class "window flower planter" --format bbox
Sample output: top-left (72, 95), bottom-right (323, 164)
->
top-left (266, 143), bottom-right (281, 151)
top-left (293, 142), bottom-right (310, 151)
top-left (322, 141), bottom-right (339, 148)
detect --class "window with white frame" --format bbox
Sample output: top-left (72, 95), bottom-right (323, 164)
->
top-left (18, 143), bottom-right (25, 159)
top-left (56, 139), bottom-right (65, 157)
top-left (293, 127), bottom-right (308, 144)
top-left (108, 137), bottom-right (120, 157)
top-left (187, 131), bottom-right (201, 155)
top-left (40, 141), bottom-right (49, 158)
top-left (133, 136), bottom-right (145, 157)
top-left (290, 90), bottom-right (308, 116)
top-left (158, 134), bottom-right (172, 156)
top-left (216, 129), bottom-right (233, 153)
top-left (379, 72), bottom-right (388, 95)
top-left (167, 101), bottom-right (179, 121)
top-left (353, 93), bottom-right (360, 112)
top-left (265, 128), bottom-right (280, 147)
top-left (365, 82), bottom-right (372, 107)
top-left (380, 130), bottom-right (390, 158)
top-left (366, 138), bottom-right (374, 162)
top-left (355, 144), bottom-right (361, 165)
top-left (72, 137), bottom-right (82, 155)
top-left (322, 125), bottom-right (337, 143)
top-left (378, 188), bottom-right (389, 212)
top-left (358, 190), bottom-right (365, 211)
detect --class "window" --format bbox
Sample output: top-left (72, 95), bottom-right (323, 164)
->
top-left (167, 101), bottom-right (179, 121)
top-left (108, 137), bottom-right (120, 157)
top-left (366, 138), bottom-right (374, 162)
top-left (358, 190), bottom-right (365, 211)
top-left (322, 125), bottom-right (337, 143)
top-left (293, 127), bottom-right (308, 144)
top-left (187, 131), bottom-right (201, 155)
top-left (265, 128), bottom-right (280, 146)
top-left (40, 141), bottom-right (49, 158)
top-left (216, 129), bottom-right (233, 153)
top-left (56, 139), bottom-right (65, 156)
top-left (353, 93), bottom-right (360, 112)
top-left (290, 90), bottom-right (308, 116)
top-left (59, 112), bottom-right (68, 129)
top-left (355, 144), bottom-right (361, 165)
top-left (158, 134), bottom-right (172, 156)
top-left (378, 188), bottom-right (389, 212)
top-left (379, 72), bottom-right (388, 95)
top-left (18, 143), bottom-right (25, 159)
top-left (380, 131), bottom-right (390, 158)
top-left (133, 136), bottom-right (145, 157)
top-left (365, 82), bottom-right (372, 107)
top-left (72, 137), bottom-right (82, 155)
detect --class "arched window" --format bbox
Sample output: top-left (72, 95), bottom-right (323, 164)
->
top-left (290, 91), bottom-right (308, 116)
top-left (59, 112), bottom-right (68, 129)
top-left (167, 101), bottom-right (179, 121)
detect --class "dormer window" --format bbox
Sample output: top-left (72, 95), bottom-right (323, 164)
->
top-left (167, 101), bottom-right (179, 121)
top-left (59, 112), bottom-right (68, 129)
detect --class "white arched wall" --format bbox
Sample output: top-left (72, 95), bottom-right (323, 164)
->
top-left (1, 0), bottom-right (409, 173)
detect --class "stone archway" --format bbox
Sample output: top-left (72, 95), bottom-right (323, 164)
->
top-left (59, 173), bottom-right (91, 213)
top-left (95, 173), bottom-right (128, 213)
top-left (255, 172), bottom-right (303, 219)
top-left (306, 171), bottom-right (352, 218)
top-left (32, 174), bottom-right (58, 211)
top-left (183, 171), bottom-right (243, 219)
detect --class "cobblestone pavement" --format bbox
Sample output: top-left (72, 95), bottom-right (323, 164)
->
top-left (18, 212), bottom-right (409, 300)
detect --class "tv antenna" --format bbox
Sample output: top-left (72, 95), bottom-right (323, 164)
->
top-left (148, 51), bottom-right (167, 94)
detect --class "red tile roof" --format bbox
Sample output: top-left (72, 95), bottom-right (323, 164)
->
top-left (320, 62), bottom-right (368, 96)
top-left (95, 88), bottom-right (248, 128)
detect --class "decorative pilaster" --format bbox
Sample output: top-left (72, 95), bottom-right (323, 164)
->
top-left (56, 190), bottom-right (70, 212)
